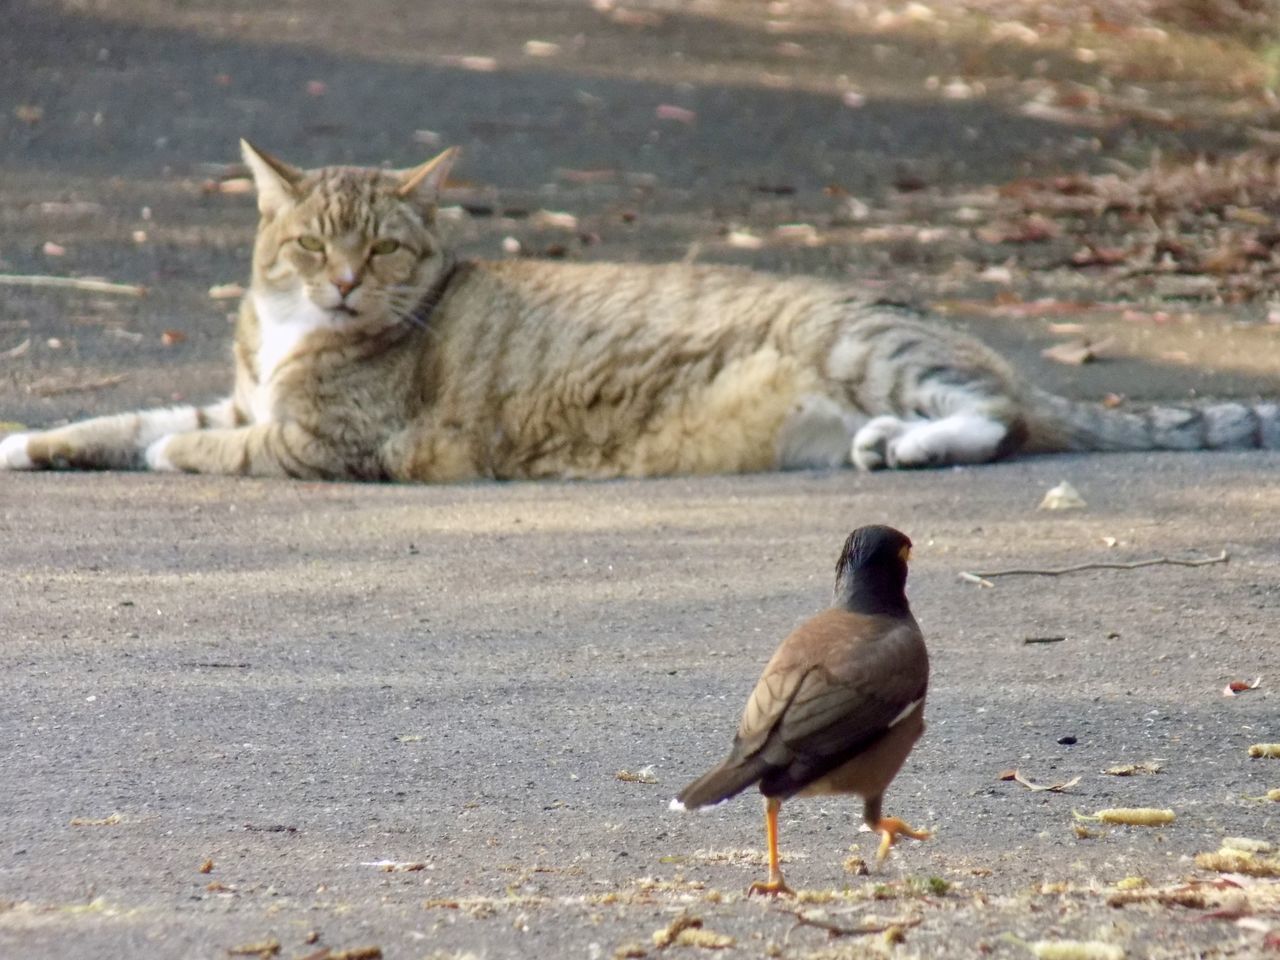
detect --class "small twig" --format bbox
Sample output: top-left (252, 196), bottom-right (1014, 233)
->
top-left (959, 550), bottom-right (1228, 586)
top-left (779, 909), bottom-right (921, 939)
top-left (1023, 636), bottom-right (1067, 644)
top-left (28, 373), bottom-right (130, 397)
top-left (0, 273), bottom-right (147, 297)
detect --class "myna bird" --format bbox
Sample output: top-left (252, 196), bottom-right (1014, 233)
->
top-left (670, 525), bottom-right (929, 896)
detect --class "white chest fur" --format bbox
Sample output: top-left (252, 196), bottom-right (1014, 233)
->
top-left (250, 290), bottom-right (337, 423)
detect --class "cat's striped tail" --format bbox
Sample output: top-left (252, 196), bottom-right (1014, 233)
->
top-left (1025, 390), bottom-right (1280, 454)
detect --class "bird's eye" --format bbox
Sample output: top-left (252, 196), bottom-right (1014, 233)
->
top-left (370, 238), bottom-right (401, 256)
top-left (297, 235), bottom-right (325, 252)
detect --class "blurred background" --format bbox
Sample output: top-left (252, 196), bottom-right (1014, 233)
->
top-left (1, 0), bottom-right (1278, 428)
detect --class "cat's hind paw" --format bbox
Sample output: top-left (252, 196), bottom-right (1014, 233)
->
top-left (144, 434), bottom-right (179, 472)
top-left (0, 432), bottom-right (34, 470)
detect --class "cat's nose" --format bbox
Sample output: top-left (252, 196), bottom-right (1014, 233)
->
top-left (334, 277), bottom-right (358, 298)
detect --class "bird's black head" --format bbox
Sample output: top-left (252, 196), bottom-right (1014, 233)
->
top-left (833, 524), bottom-right (913, 616)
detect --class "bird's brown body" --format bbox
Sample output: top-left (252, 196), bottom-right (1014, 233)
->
top-left (673, 526), bottom-right (930, 894)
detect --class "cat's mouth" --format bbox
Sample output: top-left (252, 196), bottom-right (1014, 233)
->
top-left (330, 303), bottom-right (360, 318)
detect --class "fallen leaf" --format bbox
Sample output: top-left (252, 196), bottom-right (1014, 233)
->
top-left (655, 104), bottom-right (696, 124)
top-left (199, 859), bottom-right (214, 874)
top-left (523, 40), bottom-right (561, 57)
top-left (1012, 770), bottom-right (1082, 793)
top-left (1248, 743), bottom-right (1280, 758)
top-left (725, 230), bottom-right (763, 249)
top-left (228, 939), bottom-right (281, 957)
top-left (1041, 339), bottom-right (1111, 366)
top-left (1039, 480), bottom-right (1086, 511)
top-left (219, 178), bottom-right (254, 195)
top-left (1104, 761), bottom-right (1162, 776)
top-left (69, 813), bottom-right (122, 827)
top-left (1222, 677), bottom-right (1262, 697)
top-left (531, 210), bottom-right (579, 231)
top-left (161, 329), bottom-right (187, 347)
top-left (1074, 807), bottom-right (1175, 826)
top-left (653, 915), bottom-right (703, 948)
top-left (42, 241), bottom-right (66, 257)
top-left (2, 338), bottom-right (31, 359)
top-left (208, 283), bottom-right (245, 300)
top-left (616, 766), bottom-right (658, 784)
top-left (15, 104), bottom-right (43, 125)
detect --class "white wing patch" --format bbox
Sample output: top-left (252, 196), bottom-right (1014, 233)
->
top-left (886, 697), bottom-right (922, 730)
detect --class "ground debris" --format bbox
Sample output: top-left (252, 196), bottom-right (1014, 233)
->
top-left (1104, 761), bottom-right (1163, 776)
top-left (1248, 744), bottom-right (1280, 758)
top-left (226, 939), bottom-right (280, 958)
top-left (69, 813), bottom-right (122, 827)
top-left (1074, 808), bottom-right (1174, 826)
top-left (616, 766), bottom-right (658, 784)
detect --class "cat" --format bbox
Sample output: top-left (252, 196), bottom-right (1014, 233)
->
top-left (2, 141), bottom-right (1277, 482)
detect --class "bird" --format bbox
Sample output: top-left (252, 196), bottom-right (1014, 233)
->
top-left (670, 524), bottom-right (930, 896)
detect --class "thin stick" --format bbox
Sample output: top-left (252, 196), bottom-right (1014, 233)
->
top-left (0, 274), bottom-right (146, 297)
top-left (779, 909), bottom-right (922, 938)
top-left (959, 550), bottom-right (1228, 586)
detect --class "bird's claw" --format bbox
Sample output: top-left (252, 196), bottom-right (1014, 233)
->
top-left (874, 816), bottom-right (930, 862)
top-left (747, 876), bottom-right (795, 897)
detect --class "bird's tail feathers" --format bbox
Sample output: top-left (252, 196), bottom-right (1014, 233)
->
top-left (673, 756), bottom-right (767, 811)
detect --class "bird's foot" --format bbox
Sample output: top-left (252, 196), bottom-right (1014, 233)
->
top-left (747, 874), bottom-right (794, 897)
top-left (874, 816), bottom-right (930, 862)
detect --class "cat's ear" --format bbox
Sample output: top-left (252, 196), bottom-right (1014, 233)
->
top-left (395, 147), bottom-right (458, 203)
top-left (240, 139), bottom-right (304, 217)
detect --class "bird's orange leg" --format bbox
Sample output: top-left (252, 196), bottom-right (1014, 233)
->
top-left (874, 816), bottom-right (930, 862)
top-left (748, 797), bottom-right (794, 896)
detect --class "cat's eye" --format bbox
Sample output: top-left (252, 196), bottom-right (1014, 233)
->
top-left (370, 238), bottom-right (402, 256)
top-left (296, 235), bottom-right (325, 252)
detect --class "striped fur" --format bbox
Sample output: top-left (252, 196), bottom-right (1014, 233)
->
top-left (2, 145), bottom-right (1276, 481)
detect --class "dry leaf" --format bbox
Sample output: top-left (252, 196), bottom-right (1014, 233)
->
top-left (773, 223), bottom-right (821, 245)
top-left (725, 230), bottom-right (763, 249)
top-left (523, 40), bottom-right (561, 57)
top-left (161, 329), bottom-right (187, 347)
top-left (1041, 340), bottom-right (1105, 365)
top-left (655, 104), bottom-right (696, 124)
top-left (1029, 939), bottom-right (1124, 960)
top-left (2, 338), bottom-right (31, 359)
top-left (228, 939), bottom-right (281, 957)
top-left (218, 178), bottom-right (254, 195)
top-left (1039, 480), bottom-right (1086, 511)
top-left (199, 859), bottom-right (214, 874)
top-left (1222, 677), bottom-right (1262, 696)
top-left (616, 766), bottom-right (658, 784)
top-left (15, 104), bottom-right (43, 125)
top-left (531, 210), bottom-right (579, 231)
top-left (1074, 807), bottom-right (1175, 826)
top-left (652, 914), bottom-right (703, 948)
top-left (675, 928), bottom-right (735, 949)
top-left (1012, 770), bottom-right (1082, 793)
top-left (42, 241), bottom-right (66, 257)
top-left (208, 283), bottom-right (245, 300)
top-left (69, 813), bottom-right (122, 827)
top-left (1104, 761), bottom-right (1162, 776)
top-left (1248, 743), bottom-right (1280, 758)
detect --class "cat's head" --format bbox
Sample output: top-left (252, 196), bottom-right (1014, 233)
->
top-left (241, 140), bottom-right (457, 326)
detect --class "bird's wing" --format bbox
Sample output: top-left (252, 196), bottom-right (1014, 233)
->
top-left (733, 611), bottom-right (927, 773)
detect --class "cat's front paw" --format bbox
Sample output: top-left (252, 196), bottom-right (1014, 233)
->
top-left (145, 434), bottom-right (179, 472)
top-left (0, 433), bottom-right (34, 470)
top-left (851, 416), bottom-right (908, 471)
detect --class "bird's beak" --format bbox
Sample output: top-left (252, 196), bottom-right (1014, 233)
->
top-left (899, 545), bottom-right (912, 562)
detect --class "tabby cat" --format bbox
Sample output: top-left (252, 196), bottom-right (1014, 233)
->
top-left (2, 142), bottom-right (1276, 481)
